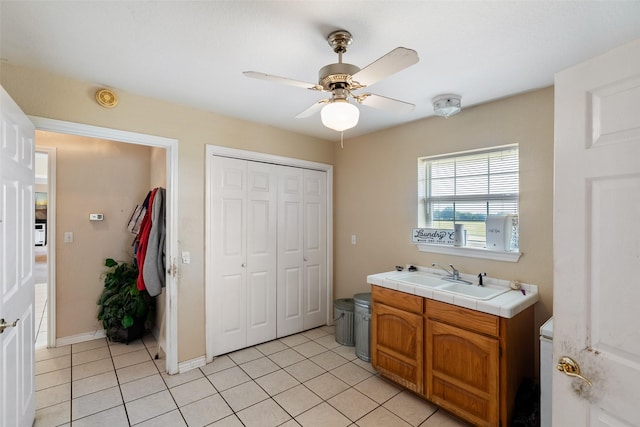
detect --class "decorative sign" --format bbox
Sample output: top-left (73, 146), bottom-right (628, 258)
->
top-left (412, 228), bottom-right (455, 245)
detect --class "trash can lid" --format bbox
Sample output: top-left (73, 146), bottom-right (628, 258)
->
top-left (334, 298), bottom-right (354, 310)
top-left (353, 292), bottom-right (371, 306)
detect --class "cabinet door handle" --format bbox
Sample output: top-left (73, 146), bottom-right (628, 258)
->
top-left (241, 263), bottom-right (246, 268)
top-left (304, 257), bottom-right (308, 262)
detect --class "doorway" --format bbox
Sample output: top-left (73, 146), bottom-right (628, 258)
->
top-left (34, 149), bottom-right (54, 349)
top-left (29, 116), bottom-right (180, 374)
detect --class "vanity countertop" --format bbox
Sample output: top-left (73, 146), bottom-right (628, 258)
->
top-left (367, 267), bottom-right (538, 318)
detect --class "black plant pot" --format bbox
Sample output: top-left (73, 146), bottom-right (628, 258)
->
top-left (107, 318), bottom-right (146, 344)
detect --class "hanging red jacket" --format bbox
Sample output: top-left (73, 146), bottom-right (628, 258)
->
top-left (136, 188), bottom-right (157, 291)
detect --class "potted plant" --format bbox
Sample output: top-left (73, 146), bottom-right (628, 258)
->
top-left (97, 258), bottom-right (155, 343)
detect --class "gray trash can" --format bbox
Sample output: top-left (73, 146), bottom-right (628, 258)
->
top-left (334, 298), bottom-right (355, 346)
top-left (354, 292), bottom-right (372, 361)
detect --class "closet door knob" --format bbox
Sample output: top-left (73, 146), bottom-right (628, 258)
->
top-left (303, 257), bottom-right (308, 262)
top-left (241, 263), bottom-right (246, 268)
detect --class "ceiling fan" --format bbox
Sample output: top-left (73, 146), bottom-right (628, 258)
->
top-left (243, 30), bottom-right (419, 132)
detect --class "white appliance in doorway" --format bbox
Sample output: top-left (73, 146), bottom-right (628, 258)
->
top-left (539, 317), bottom-right (553, 427)
top-left (34, 223), bottom-right (45, 246)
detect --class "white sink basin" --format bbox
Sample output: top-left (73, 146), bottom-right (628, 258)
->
top-left (438, 282), bottom-right (509, 300)
top-left (393, 272), bottom-right (446, 288)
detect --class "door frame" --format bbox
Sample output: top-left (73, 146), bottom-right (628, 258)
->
top-left (204, 144), bottom-right (334, 362)
top-left (29, 116), bottom-right (180, 375)
top-left (34, 146), bottom-right (57, 348)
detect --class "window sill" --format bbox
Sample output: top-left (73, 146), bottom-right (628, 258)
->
top-left (416, 243), bottom-right (521, 262)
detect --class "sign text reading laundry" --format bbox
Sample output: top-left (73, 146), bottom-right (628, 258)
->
top-left (412, 228), bottom-right (455, 245)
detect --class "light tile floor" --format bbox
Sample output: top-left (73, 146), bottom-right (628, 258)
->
top-left (35, 282), bottom-right (48, 348)
top-left (35, 327), bottom-right (471, 427)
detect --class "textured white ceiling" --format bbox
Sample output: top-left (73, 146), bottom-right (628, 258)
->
top-left (2, 1), bottom-right (640, 141)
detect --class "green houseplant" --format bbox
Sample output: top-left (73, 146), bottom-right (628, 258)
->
top-left (97, 258), bottom-right (155, 343)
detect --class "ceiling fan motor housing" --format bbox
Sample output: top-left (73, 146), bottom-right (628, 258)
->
top-left (319, 63), bottom-right (361, 91)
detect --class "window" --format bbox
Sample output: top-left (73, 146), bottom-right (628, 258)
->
top-left (418, 144), bottom-right (519, 249)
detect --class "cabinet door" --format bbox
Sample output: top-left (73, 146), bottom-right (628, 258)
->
top-left (427, 319), bottom-right (499, 427)
top-left (372, 303), bottom-right (423, 393)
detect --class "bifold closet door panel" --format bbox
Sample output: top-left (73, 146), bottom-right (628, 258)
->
top-left (302, 169), bottom-right (327, 330)
top-left (246, 162), bottom-right (277, 346)
top-left (277, 166), bottom-right (305, 337)
top-left (210, 156), bottom-right (248, 355)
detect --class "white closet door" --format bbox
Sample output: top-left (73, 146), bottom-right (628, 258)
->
top-left (302, 169), bottom-right (327, 329)
top-left (246, 162), bottom-right (277, 346)
top-left (277, 166), bottom-right (304, 337)
top-left (210, 156), bottom-right (247, 355)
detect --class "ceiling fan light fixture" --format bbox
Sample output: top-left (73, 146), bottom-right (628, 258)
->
top-left (321, 99), bottom-right (360, 131)
top-left (432, 94), bottom-right (462, 118)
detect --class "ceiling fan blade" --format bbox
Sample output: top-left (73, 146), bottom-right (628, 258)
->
top-left (352, 47), bottom-right (419, 87)
top-left (243, 71), bottom-right (323, 91)
top-left (358, 93), bottom-right (415, 114)
top-left (295, 99), bottom-right (329, 118)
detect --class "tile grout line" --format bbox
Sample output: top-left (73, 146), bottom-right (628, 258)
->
top-left (117, 336), bottom-right (180, 426)
top-left (106, 338), bottom-right (132, 426)
top-left (149, 341), bottom-right (191, 427)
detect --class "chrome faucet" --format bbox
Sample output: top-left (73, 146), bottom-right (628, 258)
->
top-left (432, 263), bottom-right (471, 284)
top-left (432, 263), bottom-right (458, 279)
top-left (449, 264), bottom-right (460, 281)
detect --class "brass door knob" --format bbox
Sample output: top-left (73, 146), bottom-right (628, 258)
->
top-left (557, 356), bottom-right (592, 387)
top-left (0, 318), bottom-right (19, 334)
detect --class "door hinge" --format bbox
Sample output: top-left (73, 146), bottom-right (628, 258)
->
top-left (168, 259), bottom-right (178, 278)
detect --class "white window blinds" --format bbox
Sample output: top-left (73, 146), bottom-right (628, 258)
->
top-left (418, 144), bottom-right (519, 248)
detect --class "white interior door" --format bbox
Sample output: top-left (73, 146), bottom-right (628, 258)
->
top-left (246, 162), bottom-right (277, 346)
top-left (302, 169), bottom-right (327, 329)
top-left (553, 38), bottom-right (640, 425)
top-left (1, 86), bottom-right (36, 427)
top-left (209, 156), bottom-right (247, 355)
top-left (277, 166), bottom-right (304, 337)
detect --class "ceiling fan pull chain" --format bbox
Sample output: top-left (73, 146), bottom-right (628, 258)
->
top-left (341, 131), bottom-right (344, 149)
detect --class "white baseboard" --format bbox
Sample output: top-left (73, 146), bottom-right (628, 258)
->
top-left (177, 356), bottom-right (206, 373)
top-left (56, 330), bottom-right (106, 347)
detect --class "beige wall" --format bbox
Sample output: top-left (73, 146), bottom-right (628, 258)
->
top-left (1, 63), bottom-right (335, 362)
top-left (3, 62), bottom-right (553, 367)
top-left (36, 131), bottom-right (152, 338)
top-left (333, 87), bottom-right (554, 333)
